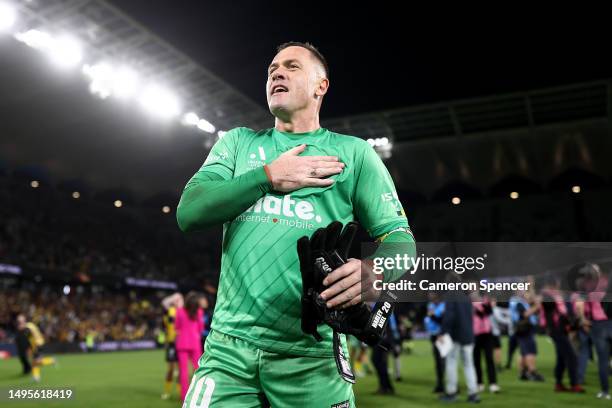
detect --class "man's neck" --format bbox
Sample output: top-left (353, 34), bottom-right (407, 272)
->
top-left (274, 112), bottom-right (320, 133)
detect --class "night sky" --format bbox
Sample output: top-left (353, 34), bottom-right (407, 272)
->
top-left (108, 1), bottom-right (610, 118)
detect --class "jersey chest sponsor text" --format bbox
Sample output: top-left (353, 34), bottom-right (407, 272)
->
top-left (235, 194), bottom-right (324, 230)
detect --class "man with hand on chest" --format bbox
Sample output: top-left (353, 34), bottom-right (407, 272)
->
top-left (177, 41), bottom-right (415, 408)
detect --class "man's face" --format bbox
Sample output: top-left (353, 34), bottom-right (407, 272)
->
top-left (266, 46), bottom-right (326, 118)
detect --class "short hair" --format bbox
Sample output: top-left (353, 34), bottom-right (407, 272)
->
top-left (276, 41), bottom-right (329, 79)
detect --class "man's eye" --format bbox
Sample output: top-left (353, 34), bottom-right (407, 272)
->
top-left (290, 65), bottom-right (299, 69)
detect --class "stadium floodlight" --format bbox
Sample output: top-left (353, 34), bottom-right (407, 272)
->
top-left (83, 62), bottom-right (113, 99)
top-left (114, 199), bottom-right (122, 208)
top-left (72, 191), bottom-right (80, 199)
top-left (197, 118), bottom-right (215, 133)
top-left (138, 84), bottom-right (180, 119)
top-left (63, 285), bottom-right (71, 295)
top-left (182, 112), bottom-right (199, 126)
top-left (217, 130), bottom-right (227, 138)
top-left (162, 205), bottom-right (171, 214)
top-left (0, 2), bottom-right (17, 31)
top-left (30, 180), bottom-right (39, 188)
top-left (14, 29), bottom-right (52, 49)
top-left (84, 63), bottom-right (139, 100)
top-left (510, 191), bottom-right (519, 200)
top-left (572, 185), bottom-right (581, 194)
top-left (112, 67), bottom-right (139, 99)
top-left (49, 35), bottom-right (82, 68)
top-left (451, 196), bottom-right (461, 205)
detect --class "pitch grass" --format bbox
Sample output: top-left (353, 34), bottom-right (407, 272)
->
top-left (0, 336), bottom-right (607, 407)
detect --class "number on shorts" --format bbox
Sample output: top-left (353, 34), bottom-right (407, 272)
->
top-left (185, 376), bottom-right (215, 408)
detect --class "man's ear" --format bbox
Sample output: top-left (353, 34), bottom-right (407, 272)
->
top-left (315, 78), bottom-right (329, 98)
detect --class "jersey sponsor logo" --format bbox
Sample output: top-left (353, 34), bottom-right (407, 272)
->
top-left (331, 400), bottom-right (350, 408)
top-left (380, 192), bottom-right (398, 202)
top-left (236, 195), bottom-right (323, 230)
top-left (381, 191), bottom-right (405, 217)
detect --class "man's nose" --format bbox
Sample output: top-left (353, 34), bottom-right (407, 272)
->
top-left (272, 71), bottom-right (286, 81)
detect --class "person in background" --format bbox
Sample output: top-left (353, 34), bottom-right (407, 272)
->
top-left (371, 311), bottom-right (396, 395)
top-left (161, 292), bottom-right (184, 400)
top-left (175, 292), bottom-right (204, 402)
top-left (388, 313), bottom-right (403, 382)
top-left (504, 302), bottom-right (518, 370)
top-left (491, 301), bottom-right (511, 371)
top-left (571, 263), bottom-right (612, 400)
top-left (439, 290), bottom-right (480, 404)
top-left (349, 338), bottom-right (371, 378)
top-left (85, 329), bottom-right (97, 352)
top-left (510, 290), bottom-right (544, 381)
top-left (15, 314), bottom-right (56, 382)
top-left (540, 277), bottom-right (584, 393)
top-left (572, 290), bottom-right (593, 386)
top-left (472, 296), bottom-right (500, 393)
top-left (424, 293), bottom-right (445, 393)
top-left (14, 314), bottom-right (32, 376)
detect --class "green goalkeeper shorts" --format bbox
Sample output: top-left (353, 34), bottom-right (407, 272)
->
top-left (183, 330), bottom-right (355, 408)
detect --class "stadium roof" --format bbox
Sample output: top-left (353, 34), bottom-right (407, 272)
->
top-left (1, 1), bottom-right (611, 200)
top-left (326, 80), bottom-right (612, 142)
top-left (13, 0), bottom-right (270, 130)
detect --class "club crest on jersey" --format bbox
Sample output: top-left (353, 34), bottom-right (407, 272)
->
top-left (247, 146), bottom-right (267, 169)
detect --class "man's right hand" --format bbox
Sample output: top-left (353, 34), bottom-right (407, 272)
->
top-left (266, 144), bottom-right (344, 192)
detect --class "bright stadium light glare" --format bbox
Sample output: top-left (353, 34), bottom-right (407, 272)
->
top-left (217, 130), bottom-right (227, 138)
top-left (510, 191), bottom-right (519, 200)
top-left (49, 35), bottom-right (82, 68)
top-left (83, 62), bottom-right (113, 99)
top-left (197, 118), bottom-right (216, 133)
top-left (63, 285), bottom-right (71, 295)
top-left (0, 2), bottom-right (17, 31)
top-left (114, 199), bottom-right (122, 208)
top-left (112, 67), bottom-right (139, 99)
top-left (572, 185), bottom-right (581, 194)
top-left (182, 112), bottom-right (199, 126)
top-left (72, 191), bottom-right (80, 199)
top-left (84, 63), bottom-right (139, 100)
top-left (14, 29), bottom-right (52, 49)
top-left (162, 205), bottom-right (171, 214)
top-left (138, 85), bottom-right (180, 119)
top-left (451, 196), bottom-right (461, 205)
top-left (30, 180), bottom-right (39, 188)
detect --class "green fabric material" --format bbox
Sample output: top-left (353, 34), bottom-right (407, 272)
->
top-left (176, 126), bottom-right (414, 357)
top-left (177, 167), bottom-right (272, 232)
top-left (184, 330), bottom-right (355, 408)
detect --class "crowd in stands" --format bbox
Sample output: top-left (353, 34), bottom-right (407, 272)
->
top-left (0, 173), bottom-right (218, 286)
top-left (0, 285), bottom-right (162, 344)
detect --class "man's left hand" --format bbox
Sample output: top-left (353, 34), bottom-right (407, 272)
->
top-left (319, 258), bottom-right (381, 309)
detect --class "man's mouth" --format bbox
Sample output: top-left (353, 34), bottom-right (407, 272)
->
top-left (271, 84), bottom-right (288, 95)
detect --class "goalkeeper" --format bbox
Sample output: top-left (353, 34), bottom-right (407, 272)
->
top-left (177, 41), bottom-right (415, 408)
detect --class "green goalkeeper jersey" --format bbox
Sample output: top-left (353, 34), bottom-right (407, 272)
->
top-left (189, 126), bottom-right (410, 357)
